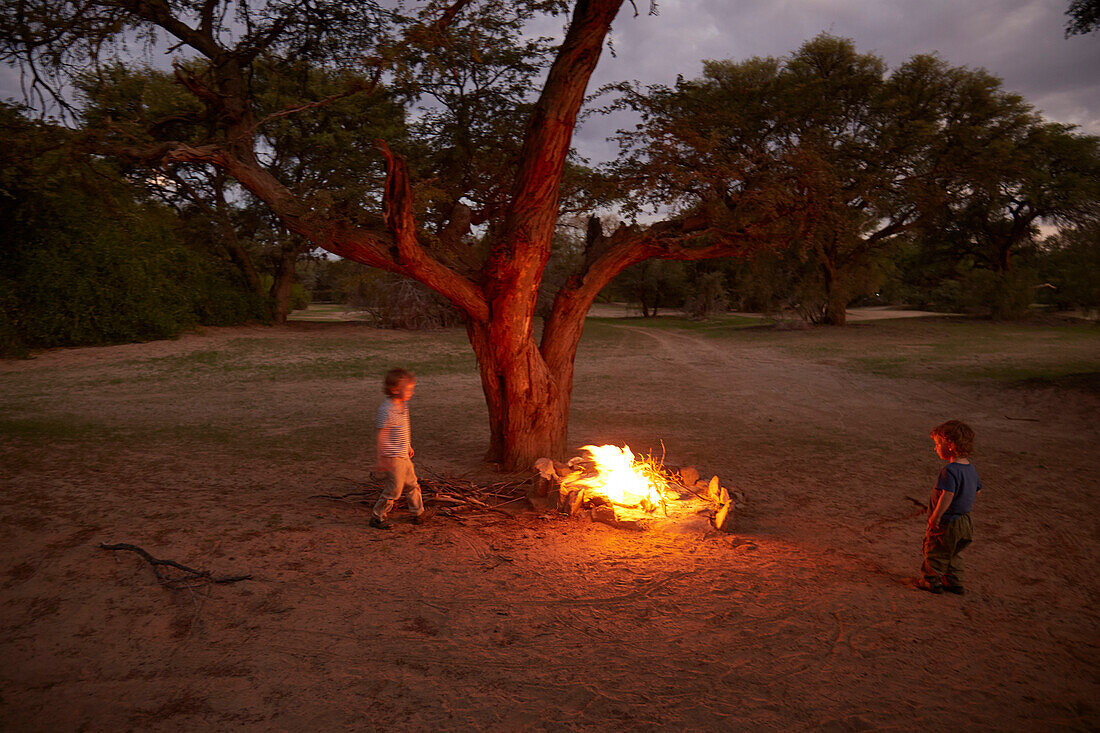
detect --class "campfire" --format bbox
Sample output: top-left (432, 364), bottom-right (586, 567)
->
top-left (534, 444), bottom-right (740, 532)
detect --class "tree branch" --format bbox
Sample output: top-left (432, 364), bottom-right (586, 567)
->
top-left (118, 0), bottom-right (221, 59)
top-left (485, 0), bottom-right (624, 291)
top-left (255, 77), bottom-right (381, 130)
top-left (375, 140), bottom-right (489, 321)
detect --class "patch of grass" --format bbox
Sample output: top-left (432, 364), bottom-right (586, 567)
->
top-left (589, 314), bottom-right (1100, 390)
top-left (0, 416), bottom-right (122, 442)
top-left (850, 356), bottom-right (908, 378)
top-left (94, 330), bottom-right (478, 385)
top-left (586, 314), bottom-right (768, 334)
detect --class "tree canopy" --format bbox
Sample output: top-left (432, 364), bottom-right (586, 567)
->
top-left (609, 33), bottom-right (1100, 323)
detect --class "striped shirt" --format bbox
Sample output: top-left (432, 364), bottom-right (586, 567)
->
top-left (376, 398), bottom-right (411, 457)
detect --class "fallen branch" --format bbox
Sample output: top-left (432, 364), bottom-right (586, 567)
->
top-left (100, 543), bottom-right (251, 590)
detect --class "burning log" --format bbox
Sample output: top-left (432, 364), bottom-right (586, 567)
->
top-left (712, 501), bottom-right (735, 532)
top-left (706, 475), bottom-right (720, 502)
top-left (543, 444), bottom-right (668, 519)
top-left (534, 445), bottom-right (747, 534)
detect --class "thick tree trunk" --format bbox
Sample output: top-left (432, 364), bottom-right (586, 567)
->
top-left (271, 252), bottom-right (297, 325)
top-left (467, 320), bottom-right (574, 470)
top-left (820, 254), bottom-right (847, 326)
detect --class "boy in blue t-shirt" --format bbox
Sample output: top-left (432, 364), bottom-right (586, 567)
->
top-left (918, 420), bottom-right (982, 595)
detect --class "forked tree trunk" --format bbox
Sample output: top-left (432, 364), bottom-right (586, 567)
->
top-left (467, 321), bottom-right (574, 468)
top-left (133, 0), bottom-right (629, 470)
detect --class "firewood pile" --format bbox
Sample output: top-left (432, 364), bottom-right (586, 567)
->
top-left (317, 453), bottom-right (746, 532)
top-left (314, 471), bottom-right (530, 523)
top-left (419, 474), bottom-right (529, 521)
top-left (533, 453), bottom-right (744, 532)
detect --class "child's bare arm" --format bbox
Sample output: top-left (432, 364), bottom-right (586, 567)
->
top-left (928, 490), bottom-right (953, 527)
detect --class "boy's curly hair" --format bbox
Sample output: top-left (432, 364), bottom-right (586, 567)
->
top-left (383, 368), bottom-right (416, 396)
top-left (931, 420), bottom-right (975, 458)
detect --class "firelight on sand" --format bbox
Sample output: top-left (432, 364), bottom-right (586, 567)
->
top-left (573, 444), bottom-right (664, 509)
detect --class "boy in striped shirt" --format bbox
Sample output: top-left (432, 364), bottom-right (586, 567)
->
top-left (371, 368), bottom-right (432, 529)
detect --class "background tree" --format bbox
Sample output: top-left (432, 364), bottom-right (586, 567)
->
top-left (75, 59), bottom-right (407, 323)
top-left (606, 260), bottom-right (687, 317)
top-left (0, 103), bottom-right (262, 355)
top-left (915, 120), bottom-right (1100, 318)
top-left (1065, 0), bottom-right (1100, 36)
top-left (612, 36), bottom-right (1068, 325)
top-left (1036, 223), bottom-right (1100, 314)
top-left (2, 0), bottom-right (813, 468)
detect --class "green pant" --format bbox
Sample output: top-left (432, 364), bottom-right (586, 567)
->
top-left (921, 513), bottom-right (973, 586)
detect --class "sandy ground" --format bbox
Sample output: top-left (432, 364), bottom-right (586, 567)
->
top-left (1, 321), bottom-right (1098, 731)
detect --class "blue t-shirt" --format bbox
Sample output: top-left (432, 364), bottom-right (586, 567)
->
top-left (929, 462), bottom-right (982, 520)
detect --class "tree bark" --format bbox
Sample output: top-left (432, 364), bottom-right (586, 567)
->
top-left (462, 0), bottom-right (624, 469)
top-left (819, 235), bottom-right (847, 326)
top-left (270, 247), bottom-right (298, 325)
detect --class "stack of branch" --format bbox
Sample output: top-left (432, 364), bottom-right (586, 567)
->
top-left (419, 474), bottom-right (528, 520)
top-left (312, 470), bottom-right (529, 521)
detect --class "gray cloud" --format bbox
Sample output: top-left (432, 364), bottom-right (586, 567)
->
top-left (4, 1), bottom-right (1095, 159)
top-left (574, 0), bottom-right (1100, 162)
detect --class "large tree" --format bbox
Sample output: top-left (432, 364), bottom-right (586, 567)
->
top-left (942, 122), bottom-right (1100, 275)
top-left (610, 36), bottom-right (1062, 325)
top-left (1, 0), bottom-right (808, 468)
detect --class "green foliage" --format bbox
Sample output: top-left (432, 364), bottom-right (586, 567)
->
top-left (607, 260), bottom-right (689, 317)
top-left (1036, 225), bottom-right (1100, 314)
top-left (73, 60), bottom-right (410, 324)
top-left (953, 267), bottom-right (1036, 320)
top-left (614, 34), bottom-right (1099, 323)
top-left (390, 1), bottom-right (558, 227)
top-left (0, 103), bottom-right (264, 355)
top-left (1065, 0), bottom-right (1100, 36)
top-left (682, 271), bottom-right (730, 319)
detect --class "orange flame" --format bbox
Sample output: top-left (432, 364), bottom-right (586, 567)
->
top-left (576, 444), bottom-right (663, 507)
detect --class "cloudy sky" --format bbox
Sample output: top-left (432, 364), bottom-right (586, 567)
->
top-left (567, 0), bottom-right (1100, 163)
top-left (2, 0), bottom-right (1096, 164)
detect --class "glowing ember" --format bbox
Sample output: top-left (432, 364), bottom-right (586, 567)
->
top-left (572, 444), bottom-right (664, 509)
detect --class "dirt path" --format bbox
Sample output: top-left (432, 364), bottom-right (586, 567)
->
top-left (1, 322), bottom-right (1097, 730)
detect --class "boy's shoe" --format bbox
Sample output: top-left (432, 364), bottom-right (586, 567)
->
top-left (916, 578), bottom-right (944, 594)
top-left (943, 583), bottom-right (965, 595)
top-left (369, 515), bottom-right (392, 530)
top-left (412, 508), bottom-right (437, 525)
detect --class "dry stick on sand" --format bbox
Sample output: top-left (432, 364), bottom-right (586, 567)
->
top-left (313, 467), bottom-right (527, 520)
top-left (99, 543), bottom-right (252, 589)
